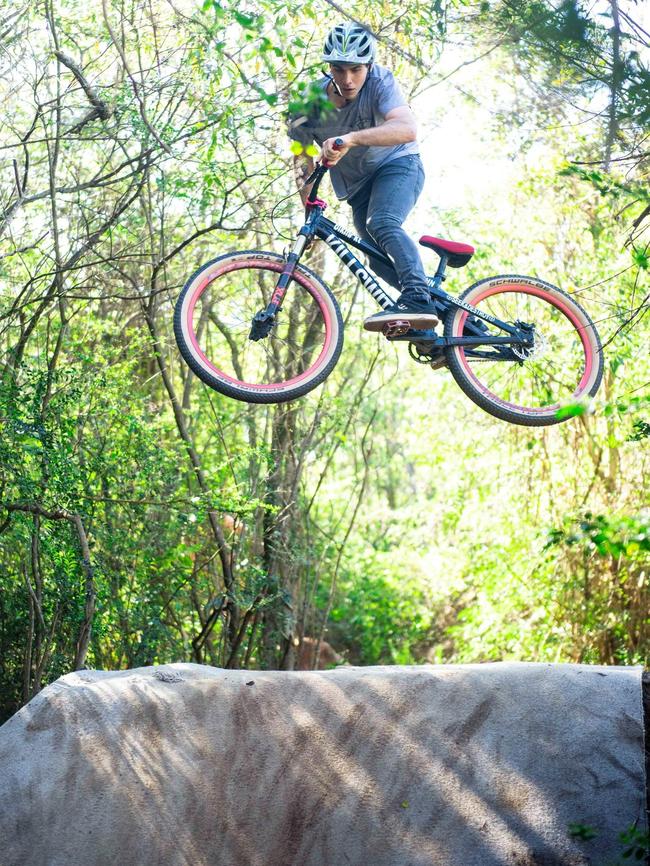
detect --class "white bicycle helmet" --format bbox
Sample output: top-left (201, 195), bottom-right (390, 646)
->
top-left (322, 23), bottom-right (377, 64)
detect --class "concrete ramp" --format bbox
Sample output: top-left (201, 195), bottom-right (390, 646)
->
top-left (0, 662), bottom-right (645, 866)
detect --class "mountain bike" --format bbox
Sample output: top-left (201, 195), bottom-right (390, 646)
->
top-left (174, 143), bottom-right (603, 426)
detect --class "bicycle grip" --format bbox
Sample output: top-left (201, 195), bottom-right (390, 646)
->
top-left (322, 137), bottom-right (345, 169)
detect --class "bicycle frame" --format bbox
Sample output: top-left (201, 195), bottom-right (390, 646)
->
top-left (260, 163), bottom-right (534, 358)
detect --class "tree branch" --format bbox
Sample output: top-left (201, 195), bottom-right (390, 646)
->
top-left (54, 49), bottom-right (112, 127)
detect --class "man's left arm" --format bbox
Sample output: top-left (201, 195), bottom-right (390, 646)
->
top-left (320, 106), bottom-right (417, 164)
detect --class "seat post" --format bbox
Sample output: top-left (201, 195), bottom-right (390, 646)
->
top-left (431, 254), bottom-right (448, 289)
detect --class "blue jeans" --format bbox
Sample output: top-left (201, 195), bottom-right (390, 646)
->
top-left (348, 154), bottom-right (430, 302)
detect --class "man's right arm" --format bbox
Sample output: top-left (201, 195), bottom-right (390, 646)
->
top-left (293, 154), bottom-right (315, 206)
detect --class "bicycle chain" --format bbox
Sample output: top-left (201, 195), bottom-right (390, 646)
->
top-left (410, 349), bottom-right (502, 365)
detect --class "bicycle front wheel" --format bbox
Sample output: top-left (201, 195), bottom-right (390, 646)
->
top-left (174, 251), bottom-right (344, 404)
top-left (444, 275), bottom-right (604, 426)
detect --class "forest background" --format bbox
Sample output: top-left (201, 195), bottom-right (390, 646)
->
top-left (0, 0), bottom-right (648, 723)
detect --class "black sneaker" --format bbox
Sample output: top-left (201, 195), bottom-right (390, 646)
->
top-left (364, 297), bottom-right (439, 332)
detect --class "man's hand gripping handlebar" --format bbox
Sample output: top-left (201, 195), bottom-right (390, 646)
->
top-left (321, 137), bottom-right (345, 169)
top-left (304, 137), bottom-right (344, 211)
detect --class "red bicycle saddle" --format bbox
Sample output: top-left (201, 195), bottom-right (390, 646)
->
top-left (419, 235), bottom-right (475, 268)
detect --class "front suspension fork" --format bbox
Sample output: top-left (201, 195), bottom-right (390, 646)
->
top-left (270, 232), bottom-right (309, 309)
top-left (249, 232), bottom-right (310, 341)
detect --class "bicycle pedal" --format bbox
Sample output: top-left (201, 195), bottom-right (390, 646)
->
top-left (382, 321), bottom-right (411, 338)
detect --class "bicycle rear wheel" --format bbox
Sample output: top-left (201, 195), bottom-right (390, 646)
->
top-left (174, 251), bottom-right (343, 404)
top-left (444, 275), bottom-right (604, 426)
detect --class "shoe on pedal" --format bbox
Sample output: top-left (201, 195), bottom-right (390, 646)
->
top-left (364, 298), bottom-right (439, 332)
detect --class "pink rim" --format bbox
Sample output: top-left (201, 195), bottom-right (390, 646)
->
top-left (454, 283), bottom-right (594, 414)
top-left (185, 260), bottom-right (333, 391)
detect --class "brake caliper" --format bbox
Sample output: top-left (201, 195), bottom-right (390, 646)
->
top-left (511, 321), bottom-right (538, 361)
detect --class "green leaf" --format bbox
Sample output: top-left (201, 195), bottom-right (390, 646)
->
top-left (628, 420), bottom-right (650, 442)
top-left (555, 401), bottom-right (590, 420)
top-left (568, 823), bottom-right (598, 841)
top-left (233, 11), bottom-right (256, 28)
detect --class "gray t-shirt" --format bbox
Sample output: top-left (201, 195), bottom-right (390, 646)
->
top-left (288, 64), bottom-right (419, 201)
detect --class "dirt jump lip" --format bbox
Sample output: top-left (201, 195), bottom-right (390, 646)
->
top-left (0, 661), bottom-right (646, 866)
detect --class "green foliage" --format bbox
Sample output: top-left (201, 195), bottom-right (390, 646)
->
top-left (330, 564), bottom-right (433, 665)
top-left (0, 349), bottom-right (194, 714)
top-left (568, 823), bottom-right (598, 841)
top-left (558, 165), bottom-right (650, 206)
top-left (619, 826), bottom-right (650, 861)
top-left (555, 400), bottom-right (591, 420)
top-left (287, 79), bottom-right (333, 122)
top-left (545, 512), bottom-right (649, 561)
top-left (570, 822), bottom-right (650, 862)
top-left (487, 0), bottom-right (602, 70)
top-left (628, 420), bottom-right (650, 442)
top-left (449, 511), bottom-right (649, 667)
top-left (602, 393), bottom-right (650, 443)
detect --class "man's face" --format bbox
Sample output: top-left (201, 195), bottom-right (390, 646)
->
top-left (328, 62), bottom-right (370, 100)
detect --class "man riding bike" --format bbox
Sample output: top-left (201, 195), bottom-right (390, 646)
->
top-left (289, 22), bottom-right (439, 333)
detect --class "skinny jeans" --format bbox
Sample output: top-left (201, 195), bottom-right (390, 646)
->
top-left (347, 154), bottom-right (430, 302)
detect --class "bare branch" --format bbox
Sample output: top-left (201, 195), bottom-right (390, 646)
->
top-left (54, 49), bottom-right (112, 121)
top-left (603, 0), bottom-right (622, 172)
top-left (101, 0), bottom-right (172, 154)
